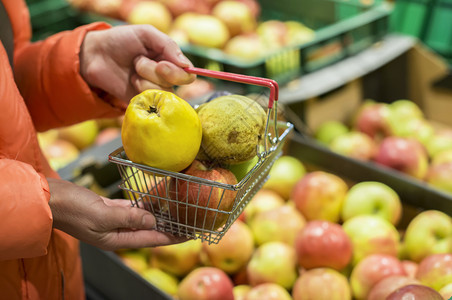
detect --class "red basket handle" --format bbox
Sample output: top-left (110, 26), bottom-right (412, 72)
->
top-left (184, 67), bottom-right (278, 109)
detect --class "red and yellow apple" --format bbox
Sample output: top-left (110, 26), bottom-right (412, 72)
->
top-left (200, 220), bottom-right (254, 274)
top-left (373, 136), bottom-right (429, 180)
top-left (292, 268), bottom-right (352, 300)
top-left (291, 171), bottom-right (348, 223)
top-left (242, 189), bottom-right (285, 222)
top-left (178, 267), bottom-right (234, 300)
top-left (294, 220), bottom-right (352, 271)
top-left (350, 254), bottom-right (407, 300)
top-left (329, 131), bottom-right (377, 161)
top-left (249, 204), bottom-right (306, 246)
top-left (415, 253), bottom-right (452, 291)
top-left (246, 283), bottom-right (292, 300)
top-left (342, 215), bottom-right (400, 265)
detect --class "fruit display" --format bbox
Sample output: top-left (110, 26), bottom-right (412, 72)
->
top-left (112, 154), bottom-right (452, 300)
top-left (313, 98), bottom-right (452, 195)
top-left (66, 0), bottom-right (315, 62)
top-left (38, 117), bottom-right (122, 170)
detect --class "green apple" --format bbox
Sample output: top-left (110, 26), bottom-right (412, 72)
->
top-left (247, 241), bottom-right (298, 290)
top-left (390, 118), bottom-right (435, 147)
top-left (228, 155), bottom-right (259, 182)
top-left (402, 210), bottom-right (452, 262)
top-left (315, 120), bottom-right (349, 146)
top-left (341, 181), bottom-right (402, 225)
top-left (141, 267), bottom-right (179, 297)
top-left (426, 134), bottom-right (452, 158)
top-left (439, 282), bottom-right (452, 299)
top-left (233, 285), bottom-right (251, 300)
top-left (389, 99), bottom-right (424, 121)
top-left (263, 155), bottom-right (306, 200)
top-left (342, 215), bottom-right (400, 265)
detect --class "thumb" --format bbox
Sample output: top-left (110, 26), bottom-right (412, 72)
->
top-left (104, 205), bottom-right (157, 230)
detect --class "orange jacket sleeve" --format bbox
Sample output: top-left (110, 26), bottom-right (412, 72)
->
top-left (0, 159), bottom-right (52, 260)
top-left (14, 22), bottom-right (125, 132)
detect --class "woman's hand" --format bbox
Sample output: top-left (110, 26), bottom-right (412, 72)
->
top-left (79, 24), bottom-right (196, 104)
top-left (48, 178), bottom-right (186, 250)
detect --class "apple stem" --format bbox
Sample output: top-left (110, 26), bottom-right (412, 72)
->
top-left (148, 105), bottom-right (159, 115)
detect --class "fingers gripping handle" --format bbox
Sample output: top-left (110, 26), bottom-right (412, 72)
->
top-left (183, 67), bottom-right (278, 109)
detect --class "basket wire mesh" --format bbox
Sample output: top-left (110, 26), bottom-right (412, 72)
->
top-left (108, 67), bottom-right (294, 244)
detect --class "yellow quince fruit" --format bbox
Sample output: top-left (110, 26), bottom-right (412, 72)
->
top-left (121, 89), bottom-right (202, 173)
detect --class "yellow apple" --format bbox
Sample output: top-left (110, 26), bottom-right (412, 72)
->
top-left (58, 120), bottom-right (99, 150)
top-left (141, 267), bottom-right (179, 297)
top-left (126, 1), bottom-right (172, 33)
top-left (121, 89), bottom-right (202, 173)
top-left (211, 0), bottom-right (256, 37)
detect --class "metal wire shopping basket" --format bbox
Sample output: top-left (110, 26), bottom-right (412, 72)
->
top-left (108, 67), bottom-right (294, 244)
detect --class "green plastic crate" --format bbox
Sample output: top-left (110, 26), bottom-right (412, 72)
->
top-left (391, 0), bottom-right (452, 65)
top-left (181, 0), bottom-right (392, 88)
top-left (25, 0), bottom-right (85, 41)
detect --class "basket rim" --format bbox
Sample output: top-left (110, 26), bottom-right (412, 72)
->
top-left (109, 121), bottom-right (293, 190)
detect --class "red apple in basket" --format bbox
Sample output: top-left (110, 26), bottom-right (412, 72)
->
top-left (374, 136), bottom-right (429, 180)
top-left (294, 220), bottom-right (352, 271)
top-left (367, 275), bottom-right (420, 300)
top-left (386, 284), bottom-right (443, 300)
top-left (350, 254), bottom-right (407, 300)
top-left (168, 160), bottom-right (237, 231)
top-left (292, 268), bottom-right (352, 300)
top-left (178, 267), bottom-right (234, 300)
top-left (416, 253), bottom-right (452, 291)
top-left (200, 219), bottom-right (254, 274)
top-left (291, 171), bottom-right (348, 223)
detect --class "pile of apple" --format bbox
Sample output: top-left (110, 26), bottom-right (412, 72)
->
top-left (314, 99), bottom-right (452, 195)
top-left (67, 0), bottom-right (315, 62)
top-left (115, 154), bottom-right (452, 300)
top-left (37, 117), bottom-right (122, 170)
